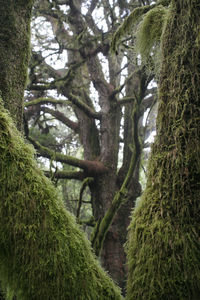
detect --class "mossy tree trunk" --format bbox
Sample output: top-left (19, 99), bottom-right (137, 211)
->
top-left (126, 1), bottom-right (200, 299)
top-left (0, 2), bottom-right (122, 299)
top-left (0, 107), bottom-right (122, 300)
top-left (0, 2), bottom-right (33, 298)
top-left (0, 0), bottom-right (33, 131)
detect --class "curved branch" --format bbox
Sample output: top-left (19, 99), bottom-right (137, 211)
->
top-left (110, 71), bottom-right (135, 99)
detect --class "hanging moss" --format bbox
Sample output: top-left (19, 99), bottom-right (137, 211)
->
top-left (0, 103), bottom-right (122, 300)
top-left (135, 6), bottom-right (168, 61)
top-left (111, 0), bottom-right (170, 54)
top-left (126, 1), bottom-right (200, 299)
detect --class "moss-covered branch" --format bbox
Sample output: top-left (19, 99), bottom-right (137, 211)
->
top-left (68, 93), bottom-right (101, 120)
top-left (24, 97), bottom-right (71, 107)
top-left (29, 137), bottom-right (108, 175)
top-left (110, 72), bottom-right (135, 100)
top-left (44, 170), bottom-right (86, 181)
top-left (117, 96), bottom-right (135, 105)
top-left (28, 60), bottom-right (86, 92)
top-left (0, 105), bottom-right (122, 300)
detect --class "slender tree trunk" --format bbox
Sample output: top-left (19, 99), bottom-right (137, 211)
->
top-left (127, 1), bottom-right (200, 299)
top-left (99, 70), bottom-right (143, 294)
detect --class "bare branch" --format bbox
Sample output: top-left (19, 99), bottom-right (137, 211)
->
top-left (110, 71), bottom-right (135, 99)
top-left (76, 177), bottom-right (94, 218)
top-left (41, 107), bottom-right (79, 132)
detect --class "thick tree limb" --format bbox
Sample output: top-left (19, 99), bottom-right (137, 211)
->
top-left (111, 0), bottom-right (171, 53)
top-left (29, 137), bottom-right (108, 175)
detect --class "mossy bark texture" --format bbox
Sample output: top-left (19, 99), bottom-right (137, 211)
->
top-left (0, 105), bottom-right (122, 299)
top-left (126, 1), bottom-right (200, 299)
top-left (0, 0), bottom-right (33, 131)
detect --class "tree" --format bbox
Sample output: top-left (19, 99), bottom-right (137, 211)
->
top-left (0, 1), bottom-right (122, 299)
top-left (125, 0), bottom-right (200, 299)
top-left (26, 0), bottom-right (156, 291)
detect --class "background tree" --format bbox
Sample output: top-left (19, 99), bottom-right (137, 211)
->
top-left (26, 0), bottom-right (157, 291)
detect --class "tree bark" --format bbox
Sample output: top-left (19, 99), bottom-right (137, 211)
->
top-left (127, 1), bottom-right (200, 299)
top-left (0, 0), bottom-right (33, 131)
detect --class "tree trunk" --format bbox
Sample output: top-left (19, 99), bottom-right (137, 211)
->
top-left (99, 66), bottom-right (144, 294)
top-left (0, 0), bottom-right (33, 131)
top-left (126, 1), bottom-right (200, 299)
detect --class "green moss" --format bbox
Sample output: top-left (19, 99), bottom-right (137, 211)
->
top-left (111, 0), bottom-right (170, 54)
top-left (126, 1), bottom-right (200, 299)
top-left (135, 6), bottom-right (168, 60)
top-left (0, 104), bottom-right (122, 300)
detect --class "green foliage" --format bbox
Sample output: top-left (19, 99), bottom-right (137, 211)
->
top-left (0, 105), bottom-right (122, 300)
top-left (126, 1), bottom-right (200, 299)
